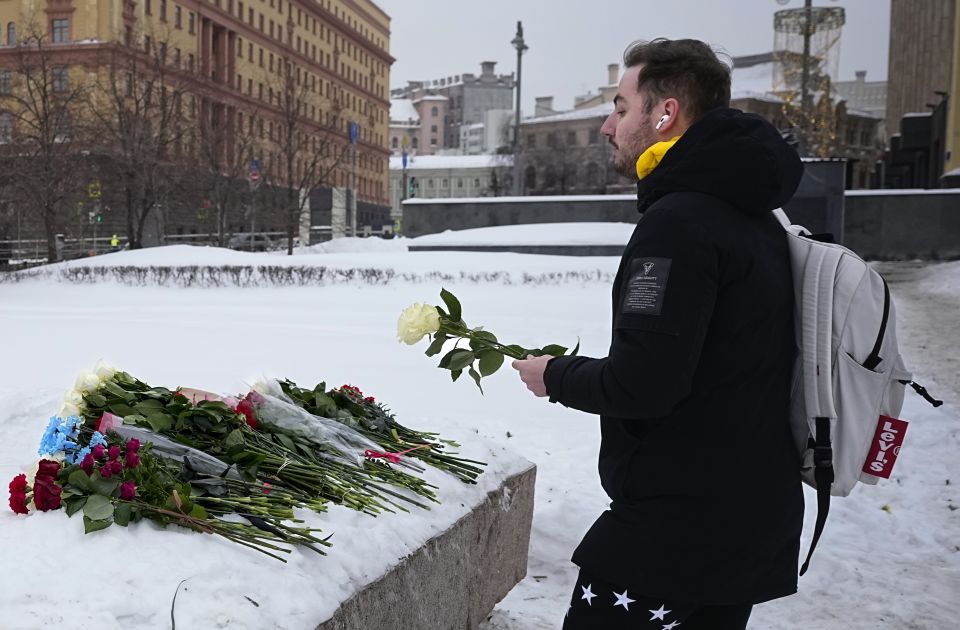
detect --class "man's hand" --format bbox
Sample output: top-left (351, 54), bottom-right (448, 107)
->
top-left (511, 355), bottom-right (552, 397)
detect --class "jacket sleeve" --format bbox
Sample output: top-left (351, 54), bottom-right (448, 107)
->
top-left (544, 206), bottom-right (720, 419)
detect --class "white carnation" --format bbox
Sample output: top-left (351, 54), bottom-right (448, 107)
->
top-left (59, 402), bottom-right (81, 419)
top-left (397, 303), bottom-right (441, 345)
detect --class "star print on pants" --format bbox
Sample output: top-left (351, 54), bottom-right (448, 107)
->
top-left (662, 621), bottom-right (681, 629)
top-left (580, 584), bottom-right (596, 606)
top-left (613, 589), bottom-right (636, 611)
top-left (649, 604), bottom-right (671, 621)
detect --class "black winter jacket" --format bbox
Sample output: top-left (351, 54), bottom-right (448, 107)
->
top-left (544, 107), bottom-right (805, 605)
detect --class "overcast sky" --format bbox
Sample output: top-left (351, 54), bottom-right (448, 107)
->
top-left (374, 0), bottom-right (891, 114)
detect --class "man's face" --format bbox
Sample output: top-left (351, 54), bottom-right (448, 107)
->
top-left (601, 65), bottom-right (659, 178)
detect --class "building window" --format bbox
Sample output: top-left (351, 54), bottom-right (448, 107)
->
top-left (457, 178), bottom-right (463, 188)
top-left (0, 112), bottom-right (12, 143)
top-left (51, 18), bottom-right (69, 43)
top-left (52, 66), bottom-right (69, 92)
top-left (173, 48), bottom-right (181, 66)
top-left (430, 125), bottom-right (437, 133)
top-left (145, 0), bottom-right (152, 15)
top-left (527, 134), bottom-right (536, 148)
top-left (187, 53), bottom-right (194, 71)
top-left (566, 131), bottom-right (577, 146)
top-left (124, 25), bottom-right (132, 46)
top-left (474, 178), bottom-right (480, 187)
top-left (431, 106), bottom-right (438, 117)
top-left (259, 48), bottom-right (264, 66)
top-left (175, 5), bottom-right (182, 28)
top-left (0, 71), bottom-right (10, 95)
top-left (411, 137), bottom-right (418, 149)
top-left (525, 166), bottom-right (537, 190)
top-left (588, 128), bottom-right (599, 144)
top-left (144, 35), bottom-right (151, 54)
top-left (7, 22), bottom-right (15, 46)
top-left (391, 137), bottom-right (398, 149)
top-left (188, 12), bottom-right (195, 34)
top-left (160, 0), bottom-right (167, 21)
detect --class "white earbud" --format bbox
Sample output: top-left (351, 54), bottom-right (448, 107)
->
top-left (655, 114), bottom-right (670, 130)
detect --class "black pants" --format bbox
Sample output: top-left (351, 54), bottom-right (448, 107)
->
top-left (562, 570), bottom-right (753, 630)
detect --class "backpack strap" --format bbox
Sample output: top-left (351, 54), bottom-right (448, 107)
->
top-left (800, 416), bottom-right (835, 576)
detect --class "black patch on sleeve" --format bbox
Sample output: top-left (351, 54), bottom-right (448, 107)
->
top-left (621, 257), bottom-right (672, 316)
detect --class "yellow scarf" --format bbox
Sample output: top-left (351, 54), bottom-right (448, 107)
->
top-left (635, 136), bottom-right (681, 180)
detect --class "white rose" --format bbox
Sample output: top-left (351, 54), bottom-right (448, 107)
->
top-left (64, 389), bottom-right (84, 406)
top-left (397, 303), bottom-right (441, 345)
top-left (59, 402), bottom-right (81, 419)
top-left (94, 360), bottom-right (116, 381)
top-left (74, 370), bottom-right (101, 393)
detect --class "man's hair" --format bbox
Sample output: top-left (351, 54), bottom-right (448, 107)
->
top-left (623, 38), bottom-right (731, 121)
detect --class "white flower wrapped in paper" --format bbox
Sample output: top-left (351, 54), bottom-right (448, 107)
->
top-left (397, 303), bottom-right (441, 345)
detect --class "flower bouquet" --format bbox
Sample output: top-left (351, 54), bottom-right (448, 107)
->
top-left (8, 361), bottom-right (486, 562)
top-left (398, 288), bottom-right (579, 391)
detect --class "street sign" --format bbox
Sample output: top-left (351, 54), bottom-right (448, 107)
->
top-left (88, 181), bottom-right (101, 200)
top-left (349, 121), bottom-right (359, 144)
top-left (249, 158), bottom-right (261, 184)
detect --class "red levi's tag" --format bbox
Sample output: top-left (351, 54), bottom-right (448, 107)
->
top-left (862, 415), bottom-right (909, 479)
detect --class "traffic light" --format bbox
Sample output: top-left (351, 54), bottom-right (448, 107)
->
top-left (408, 176), bottom-right (417, 198)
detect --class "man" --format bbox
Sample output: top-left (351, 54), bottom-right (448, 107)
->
top-left (512, 38), bottom-right (805, 629)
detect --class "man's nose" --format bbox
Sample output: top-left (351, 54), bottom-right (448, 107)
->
top-left (600, 113), bottom-right (616, 138)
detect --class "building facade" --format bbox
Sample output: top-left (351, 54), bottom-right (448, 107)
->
top-left (390, 61), bottom-right (514, 152)
top-left (388, 153), bottom-right (512, 218)
top-left (0, 0), bottom-right (393, 253)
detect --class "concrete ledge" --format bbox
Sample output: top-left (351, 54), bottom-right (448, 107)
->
top-left (316, 463), bottom-right (537, 630)
top-left (408, 245), bottom-right (625, 257)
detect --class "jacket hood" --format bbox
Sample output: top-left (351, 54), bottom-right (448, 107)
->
top-left (636, 107), bottom-right (804, 216)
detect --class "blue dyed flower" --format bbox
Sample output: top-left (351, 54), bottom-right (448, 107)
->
top-left (89, 431), bottom-right (108, 448)
top-left (37, 415), bottom-right (83, 458)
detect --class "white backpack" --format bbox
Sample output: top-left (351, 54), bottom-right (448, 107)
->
top-left (772, 209), bottom-right (942, 575)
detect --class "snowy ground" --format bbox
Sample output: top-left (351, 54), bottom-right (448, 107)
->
top-left (1, 237), bottom-right (957, 629)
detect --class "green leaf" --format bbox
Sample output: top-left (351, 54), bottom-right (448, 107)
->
top-left (451, 368), bottom-right (463, 382)
top-left (85, 393), bottom-right (107, 408)
top-left (478, 350), bottom-right (505, 377)
top-left (438, 348), bottom-right (458, 369)
top-left (145, 413), bottom-right (173, 433)
top-left (276, 433), bottom-right (297, 452)
top-left (123, 413), bottom-right (146, 426)
top-left (101, 380), bottom-right (135, 402)
top-left (570, 339), bottom-right (580, 356)
top-left (82, 494), bottom-right (114, 521)
top-left (424, 335), bottom-right (447, 357)
top-left (83, 515), bottom-right (113, 534)
top-left (440, 288), bottom-right (462, 322)
top-left (67, 469), bottom-right (94, 493)
top-left (504, 344), bottom-right (528, 359)
top-left (110, 404), bottom-right (136, 418)
top-left (65, 496), bottom-right (87, 517)
top-left (225, 428), bottom-right (245, 448)
top-left (90, 472), bottom-right (121, 497)
top-left (468, 367), bottom-right (484, 393)
top-left (539, 344), bottom-right (568, 357)
top-left (189, 504), bottom-right (208, 520)
top-left (447, 349), bottom-right (475, 372)
top-left (134, 399), bottom-right (164, 414)
top-left (114, 503), bottom-right (132, 526)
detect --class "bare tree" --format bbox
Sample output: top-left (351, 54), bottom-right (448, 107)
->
top-left (88, 31), bottom-right (189, 249)
top-left (4, 27), bottom-right (90, 262)
top-left (258, 50), bottom-right (347, 254)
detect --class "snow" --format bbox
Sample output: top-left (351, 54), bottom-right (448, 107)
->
top-left (524, 102), bottom-right (613, 124)
top-left (2, 243), bottom-right (959, 629)
top-left (389, 154), bottom-right (509, 171)
top-left (389, 98), bottom-right (420, 124)
top-left (403, 193), bottom-right (635, 205)
top-left (410, 223), bottom-right (635, 247)
top-left (845, 188), bottom-right (960, 196)
top-left (731, 61), bottom-right (777, 95)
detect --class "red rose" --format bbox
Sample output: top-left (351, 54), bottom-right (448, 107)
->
top-left (126, 439), bottom-right (140, 453)
top-left (92, 444), bottom-right (106, 460)
top-left (80, 453), bottom-right (95, 475)
top-left (36, 460), bottom-right (61, 481)
top-left (124, 452), bottom-right (140, 470)
top-left (236, 399), bottom-right (257, 430)
top-left (120, 481), bottom-right (137, 501)
top-left (108, 446), bottom-right (121, 461)
top-left (364, 396), bottom-right (376, 404)
top-left (100, 465), bottom-right (112, 479)
top-left (109, 459), bottom-right (123, 476)
top-left (32, 478), bottom-right (61, 511)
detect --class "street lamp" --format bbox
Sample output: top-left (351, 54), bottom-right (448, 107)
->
top-left (511, 21), bottom-right (528, 196)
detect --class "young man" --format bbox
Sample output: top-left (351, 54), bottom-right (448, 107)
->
top-left (512, 39), bottom-right (805, 629)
